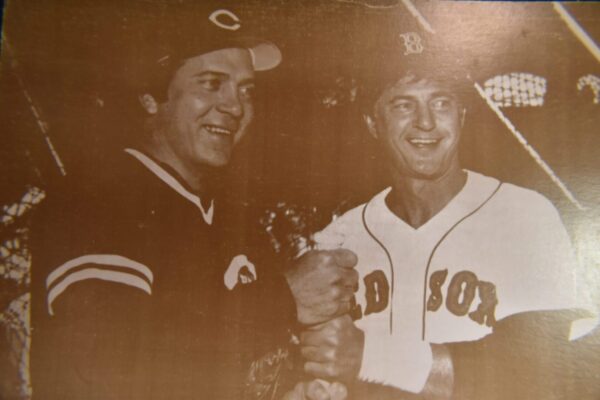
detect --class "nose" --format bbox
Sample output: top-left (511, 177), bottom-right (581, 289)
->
top-left (414, 103), bottom-right (435, 131)
top-left (216, 84), bottom-right (243, 119)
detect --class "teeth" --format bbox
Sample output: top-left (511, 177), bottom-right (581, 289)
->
top-left (204, 125), bottom-right (232, 135)
top-left (409, 138), bottom-right (438, 145)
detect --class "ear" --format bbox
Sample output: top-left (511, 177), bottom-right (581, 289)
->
top-left (363, 114), bottom-right (378, 140)
top-left (138, 94), bottom-right (159, 115)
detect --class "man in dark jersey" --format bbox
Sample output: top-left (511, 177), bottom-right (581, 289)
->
top-left (30, 5), bottom-right (362, 399)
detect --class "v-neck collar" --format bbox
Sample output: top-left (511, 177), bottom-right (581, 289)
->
top-left (125, 148), bottom-right (214, 225)
top-left (364, 170), bottom-right (500, 238)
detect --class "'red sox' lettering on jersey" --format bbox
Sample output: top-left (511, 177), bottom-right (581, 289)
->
top-left (351, 267), bottom-right (498, 328)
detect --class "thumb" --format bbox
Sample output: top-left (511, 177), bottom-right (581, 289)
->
top-left (281, 382), bottom-right (306, 400)
top-left (331, 248), bottom-right (358, 268)
top-left (329, 382), bottom-right (348, 400)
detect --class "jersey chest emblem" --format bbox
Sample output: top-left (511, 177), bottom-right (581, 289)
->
top-left (350, 267), bottom-right (498, 330)
top-left (350, 269), bottom-right (390, 321)
top-left (224, 254), bottom-right (257, 290)
top-left (427, 269), bottom-right (498, 327)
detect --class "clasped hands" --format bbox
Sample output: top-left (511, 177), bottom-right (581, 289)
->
top-left (284, 249), bottom-right (365, 400)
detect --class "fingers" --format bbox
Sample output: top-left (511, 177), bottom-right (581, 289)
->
top-left (331, 249), bottom-right (358, 269)
top-left (300, 327), bottom-right (334, 347)
top-left (328, 249), bottom-right (358, 291)
top-left (301, 345), bottom-right (333, 363)
top-left (328, 382), bottom-right (348, 400)
top-left (281, 383), bottom-right (304, 400)
top-left (300, 315), bottom-right (364, 382)
top-left (304, 361), bottom-right (339, 380)
top-left (303, 314), bottom-right (348, 332)
top-left (288, 249), bottom-right (358, 325)
top-left (281, 380), bottom-right (333, 400)
top-left (300, 315), bottom-right (347, 345)
top-left (337, 268), bottom-right (359, 291)
top-left (305, 380), bottom-right (332, 400)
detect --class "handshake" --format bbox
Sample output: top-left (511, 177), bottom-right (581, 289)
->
top-left (283, 249), bottom-right (364, 400)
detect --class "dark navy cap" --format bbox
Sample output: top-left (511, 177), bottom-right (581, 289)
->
top-left (129, 2), bottom-right (281, 97)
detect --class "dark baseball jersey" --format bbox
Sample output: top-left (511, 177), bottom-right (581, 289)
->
top-left (30, 148), bottom-right (296, 399)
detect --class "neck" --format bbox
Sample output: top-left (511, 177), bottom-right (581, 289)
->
top-left (386, 164), bottom-right (467, 229)
top-left (141, 141), bottom-right (215, 198)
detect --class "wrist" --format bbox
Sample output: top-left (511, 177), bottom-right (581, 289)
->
top-left (422, 344), bottom-right (454, 400)
top-left (358, 335), bottom-right (433, 393)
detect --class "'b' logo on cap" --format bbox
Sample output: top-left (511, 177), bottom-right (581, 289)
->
top-left (209, 9), bottom-right (241, 31)
top-left (399, 32), bottom-right (424, 55)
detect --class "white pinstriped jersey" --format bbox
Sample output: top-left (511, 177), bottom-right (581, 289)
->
top-left (318, 170), bottom-right (583, 392)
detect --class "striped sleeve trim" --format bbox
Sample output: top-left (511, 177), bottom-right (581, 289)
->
top-left (45, 255), bottom-right (154, 316)
top-left (46, 254), bottom-right (154, 288)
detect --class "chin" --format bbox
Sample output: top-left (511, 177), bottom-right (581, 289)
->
top-left (202, 149), bottom-right (234, 167)
top-left (407, 166), bottom-right (447, 180)
top-left (205, 159), bottom-right (231, 169)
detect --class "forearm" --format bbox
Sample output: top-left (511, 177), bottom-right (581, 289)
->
top-left (349, 380), bottom-right (434, 400)
top-left (447, 309), bottom-right (599, 400)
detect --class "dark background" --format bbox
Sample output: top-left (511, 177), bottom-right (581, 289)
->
top-left (1, 0), bottom-right (599, 267)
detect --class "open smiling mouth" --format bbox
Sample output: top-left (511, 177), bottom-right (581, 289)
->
top-left (407, 137), bottom-right (441, 148)
top-left (203, 124), bottom-right (235, 136)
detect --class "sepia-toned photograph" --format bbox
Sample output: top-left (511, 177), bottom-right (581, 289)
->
top-left (1, 1), bottom-right (599, 399)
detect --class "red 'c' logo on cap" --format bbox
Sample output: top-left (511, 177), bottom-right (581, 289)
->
top-left (209, 9), bottom-right (241, 31)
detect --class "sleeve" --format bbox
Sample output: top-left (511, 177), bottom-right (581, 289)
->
top-left (30, 194), bottom-right (173, 399)
top-left (495, 190), bottom-right (591, 319)
top-left (449, 309), bottom-right (600, 400)
top-left (32, 279), bottom-right (154, 399)
top-left (30, 192), bottom-right (297, 399)
top-left (33, 257), bottom-right (298, 400)
top-left (358, 335), bottom-right (433, 393)
top-left (349, 380), bottom-right (425, 400)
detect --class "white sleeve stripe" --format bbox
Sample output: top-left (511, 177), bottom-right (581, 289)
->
top-left (46, 254), bottom-right (154, 288)
top-left (47, 268), bottom-right (152, 316)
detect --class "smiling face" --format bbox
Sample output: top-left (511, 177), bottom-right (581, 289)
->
top-left (149, 48), bottom-right (255, 172)
top-left (367, 75), bottom-right (464, 180)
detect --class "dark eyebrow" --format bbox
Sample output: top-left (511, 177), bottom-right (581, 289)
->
top-left (388, 91), bottom-right (457, 102)
top-left (191, 71), bottom-right (255, 86)
top-left (388, 95), bottom-right (415, 103)
top-left (238, 77), bottom-right (255, 86)
top-left (430, 91), bottom-right (457, 99)
top-left (192, 71), bottom-right (229, 80)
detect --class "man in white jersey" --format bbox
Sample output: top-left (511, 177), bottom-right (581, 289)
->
top-left (314, 38), bottom-right (597, 399)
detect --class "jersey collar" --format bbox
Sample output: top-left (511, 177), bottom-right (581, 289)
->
top-left (125, 148), bottom-right (214, 225)
top-left (365, 170), bottom-right (500, 235)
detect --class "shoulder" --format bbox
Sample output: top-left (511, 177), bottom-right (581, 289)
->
top-left (313, 205), bottom-right (365, 248)
top-left (316, 189), bottom-right (390, 246)
top-left (30, 152), bottom-right (165, 316)
top-left (33, 155), bottom-right (157, 250)
top-left (467, 170), bottom-right (563, 222)
top-left (320, 198), bottom-right (372, 235)
top-left (495, 181), bottom-right (563, 224)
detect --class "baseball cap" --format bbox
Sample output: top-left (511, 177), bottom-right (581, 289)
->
top-left (130, 2), bottom-right (281, 96)
top-left (152, 7), bottom-right (281, 72)
top-left (354, 27), bottom-right (473, 114)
